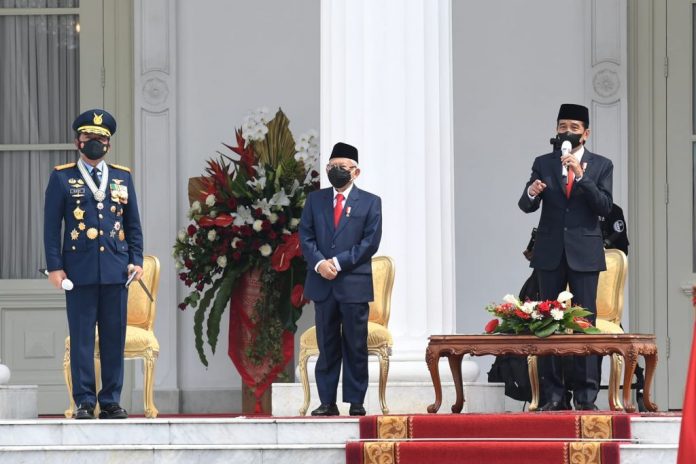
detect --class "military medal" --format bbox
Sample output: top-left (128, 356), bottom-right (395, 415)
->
top-left (86, 228), bottom-right (98, 240)
top-left (109, 230), bottom-right (116, 238)
top-left (110, 205), bottom-right (116, 213)
top-left (78, 222), bottom-right (86, 231)
top-left (73, 206), bottom-right (85, 220)
top-left (70, 229), bottom-right (79, 240)
top-left (97, 202), bottom-right (104, 210)
top-left (77, 161), bottom-right (109, 203)
top-left (114, 221), bottom-right (121, 231)
top-left (118, 230), bottom-right (125, 241)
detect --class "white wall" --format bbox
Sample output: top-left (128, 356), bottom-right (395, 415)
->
top-left (176, 0), bottom-right (319, 401)
top-left (453, 1), bottom-right (588, 376)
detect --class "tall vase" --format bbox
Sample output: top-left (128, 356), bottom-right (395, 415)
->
top-left (228, 268), bottom-right (294, 415)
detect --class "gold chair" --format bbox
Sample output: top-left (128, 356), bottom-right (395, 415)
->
top-left (297, 255), bottom-right (395, 415)
top-left (63, 255), bottom-right (161, 418)
top-left (528, 248), bottom-right (628, 410)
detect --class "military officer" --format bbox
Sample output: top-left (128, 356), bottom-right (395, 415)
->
top-left (44, 109), bottom-right (144, 419)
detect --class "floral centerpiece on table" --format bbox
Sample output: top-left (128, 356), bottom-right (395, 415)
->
top-left (484, 291), bottom-right (602, 338)
top-left (173, 108), bottom-right (319, 398)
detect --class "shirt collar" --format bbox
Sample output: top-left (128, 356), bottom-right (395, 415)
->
top-left (333, 182), bottom-right (354, 200)
top-left (79, 158), bottom-right (106, 174)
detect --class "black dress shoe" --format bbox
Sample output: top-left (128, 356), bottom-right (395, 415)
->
top-left (575, 402), bottom-right (599, 411)
top-left (349, 403), bottom-right (366, 416)
top-left (98, 403), bottom-right (128, 419)
top-left (74, 404), bottom-right (95, 420)
top-left (311, 403), bottom-right (339, 416)
top-left (537, 401), bottom-right (570, 412)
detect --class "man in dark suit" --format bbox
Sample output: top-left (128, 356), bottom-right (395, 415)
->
top-left (299, 142), bottom-right (382, 416)
top-left (519, 103), bottom-right (613, 411)
top-left (44, 109), bottom-right (144, 419)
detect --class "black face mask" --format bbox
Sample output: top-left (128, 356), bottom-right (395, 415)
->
top-left (557, 131), bottom-right (583, 149)
top-left (327, 166), bottom-right (353, 189)
top-left (80, 139), bottom-right (109, 160)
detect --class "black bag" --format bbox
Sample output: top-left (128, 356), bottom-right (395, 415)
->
top-left (487, 355), bottom-right (532, 402)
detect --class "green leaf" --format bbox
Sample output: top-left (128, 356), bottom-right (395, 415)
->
top-left (535, 322), bottom-right (560, 338)
top-left (206, 267), bottom-right (244, 354)
top-left (193, 283), bottom-right (219, 367)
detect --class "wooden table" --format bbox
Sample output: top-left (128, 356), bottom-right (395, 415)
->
top-left (425, 333), bottom-right (658, 413)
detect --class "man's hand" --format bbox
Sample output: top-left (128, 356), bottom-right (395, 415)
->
top-left (318, 260), bottom-right (338, 280)
top-left (561, 153), bottom-right (584, 177)
top-left (48, 270), bottom-right (67, 290)
top-left (528, 179), bottom-right (547, 197)
top-left (128, 264), bottom-right (144, 281)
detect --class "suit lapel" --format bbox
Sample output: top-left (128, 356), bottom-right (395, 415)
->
top-left (334, 186), bottom-right (361, 238)
top-left (568, 150), bottom-right (594, 198)
top-left (321, 188), bottom-right (335, 232)
top-left (552, 152), bottom-right (565, 194)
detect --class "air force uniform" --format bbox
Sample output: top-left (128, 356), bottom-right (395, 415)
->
top-left (43, 109), bottom-right (143, 411)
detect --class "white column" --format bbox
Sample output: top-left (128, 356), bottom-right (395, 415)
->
top-left (321, 0), bottom-right (469, 380)
top-left (133, 0), bottom-right (179, 411)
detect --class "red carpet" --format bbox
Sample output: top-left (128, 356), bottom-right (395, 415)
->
top-left (348, 414), bottom-right (628, 464)
top-left (346, 440), bottom-right (620, 464)
top-left (359, 413), bottom-right (631, 440)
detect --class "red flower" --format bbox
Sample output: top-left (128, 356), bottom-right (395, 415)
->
top-left (574, 317), bottom-right (592, 329)
top-left (271, 233), bottom-right (302, 272)
top-left (214, 214), bottom-right (234, 227)
top-left (291, 284), bottom-right (308, 308)
top-left (198, 216), bottom-right (215, 228)
top-left (514, 308), bottom-right (531, 320)
top-left (484, 319), bottom-right (499, 333)
top-left (187, 224), bottom-right (197, 236)
top-left (226, 197), bottom-right (238, 210)
top-left (232, 251), bottom-right (242, 261)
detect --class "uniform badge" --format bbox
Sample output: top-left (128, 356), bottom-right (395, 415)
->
top-left (109, 230), bottom-right (116, 238)
top-left (70, 229), bottom-right (79, 240)
top-left (68, 178), bottom-right (77, 185)
top-left (97, 202), bottom-right (104, 210)
top-left (70, 187), bottom-right (86, 196)
top-left (78, 222), bottom-right (86, 231)
top-left (118, 230), bottom-right (125, 241)
top-left (114, 221), bottom-right (121, 231)
top-left (110, 205), bottom-right (117, 213)
top-left (77, 179), bottom-right (84, 186)
top-left (86, 228), bottom-right (98, 240)
top-left (73, 206), bottom-right (85, 220)
top-left (613, 219), bottom-right (625, 233)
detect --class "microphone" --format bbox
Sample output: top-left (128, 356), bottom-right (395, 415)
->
top-left (561, 140), bottom-right (572, 179)
top-left (39, 268), bottom-right (74, 291)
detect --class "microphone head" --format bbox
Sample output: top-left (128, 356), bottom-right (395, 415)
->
top-left (61, 279), bottom-right (74, 291)
top-left (561, 140), bottom-right (572, 155)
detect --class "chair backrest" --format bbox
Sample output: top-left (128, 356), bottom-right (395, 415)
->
top-left (127, 255), bottom-right (161, 330)
top-left (368, 256), bottom-right (395, 327)
top-left (596, 248), bottom-right (627, 325)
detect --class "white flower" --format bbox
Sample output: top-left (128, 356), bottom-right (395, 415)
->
top-left (216, 256), bottom-right (227, 268)
top-left (550, 308), bottom-right (564, 321)
top-left (241, 108), bottom-right (272, 143)
top-left (521, 301), bottom-right (535, 314)
top-left (231, 237), bottom-right (241, 249)
top-left (269, 189), bottom-right (290, 208)
top-left (253, 219), bottom-right (263, 232)
top-left (233, 206), bottom-right (254, 226)
top-left (259, 244), bottom-right (272, 257)
top-left (246, 166), bottom-right (267, 191)
top-left (269, 213), bottom-right (278, 224)
top-left (209, 210), bottom-right (218, 218)
top-left (289, 217), bottom-right (300, 229)
top-left (531, 310), bottom-right (543, 320)
top-left (502, 294), bottom-right (519, 306)
top-left (252, 198), bottom-right (272, 217)
top-left (207, 230), bottom-right (217, 241)
top-left (188, 201), bottom-right (202, 219)
top-left (177, 229), bottom-right (186, 242)
top-left (205, 194), bottom-right (216, 207)
top-left (557, 291), bottom-right (573, 303)
top-left (175, 261), bottom-right (182, 270)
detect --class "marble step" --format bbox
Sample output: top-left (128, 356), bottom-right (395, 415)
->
top-left (0, 416), bottom-right (679, 447)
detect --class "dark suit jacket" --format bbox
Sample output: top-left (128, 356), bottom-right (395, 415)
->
top-left (44, 162), bottom-right (144, 285)
top-left (518, 149), bottom-right (613, 272)
top-left (299, 186), bottom-right (382, 303)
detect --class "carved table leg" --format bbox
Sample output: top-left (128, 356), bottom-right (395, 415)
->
top-left (642, 351), bottom-right (659, 412)
top-left (622, 348), bottom-right (638, 413)
top-left (426, 346), bottom-right (443, 413)
top-left (449, 353), bottom-right (465, 413)
top-left (527, 355), bottom-right (540, 411)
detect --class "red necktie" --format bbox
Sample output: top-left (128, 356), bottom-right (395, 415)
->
top-left (334, 193), bottom-right (344, 227)
top-left (566, 168), bottom-right (575, 198)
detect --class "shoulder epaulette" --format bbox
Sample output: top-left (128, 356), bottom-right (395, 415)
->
top-left (54, 162), bottom-right (76, 171)
top-left (109, 163), bottom-right (131, 172)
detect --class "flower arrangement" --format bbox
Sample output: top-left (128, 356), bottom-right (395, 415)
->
top-left (173, 107), bottom-right (319, 367)
top-left (484, 291), bottom-right (602, 338)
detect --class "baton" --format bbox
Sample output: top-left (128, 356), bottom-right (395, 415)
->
top-left (126, 265), bottom-right (154, 302)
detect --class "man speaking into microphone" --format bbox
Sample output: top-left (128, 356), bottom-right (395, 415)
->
top-left (518, 103), bottom-right (613, 411)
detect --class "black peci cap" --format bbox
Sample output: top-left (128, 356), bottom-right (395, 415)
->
top-left (329, 142), bottom-right (358, 163)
